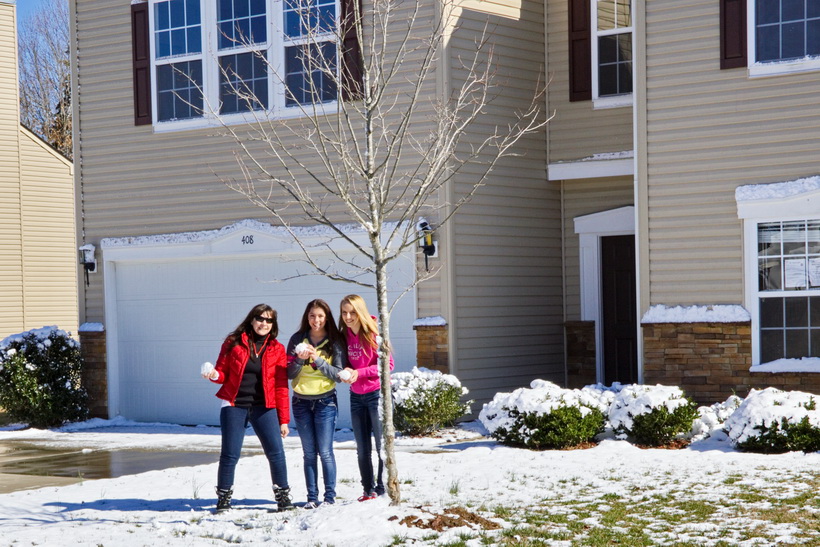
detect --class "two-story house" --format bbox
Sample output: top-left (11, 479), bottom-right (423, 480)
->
top-left (552, 0), bottom-right (820, 402)
top-left (70, 0), bottom-right (557, 425)
top-left (0, 1), bottom-right (77, 339)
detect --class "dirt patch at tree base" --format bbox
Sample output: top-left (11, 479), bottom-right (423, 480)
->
top-left (397, 506), bottom-right (502, 531)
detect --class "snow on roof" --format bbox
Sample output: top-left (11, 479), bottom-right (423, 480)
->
top-left (412, 316), bottom-right (447, 327)
top-left (641, 304), bottom-right (751, 324)
top-left (100, 219), bottom-right (402, 248)
top-left (735, 175), bottom-right (820, 202)
top-left (750, 357), bottom-right (820, 373)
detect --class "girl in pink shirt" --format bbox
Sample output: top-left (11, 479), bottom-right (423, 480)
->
top-left (339, 294), bottom-right (393, 500)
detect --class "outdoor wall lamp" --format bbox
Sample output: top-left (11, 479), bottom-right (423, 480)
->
top-left (79, 244), bottom-right (97, 286)
top-left (416, 218), bottom-right (437, 271)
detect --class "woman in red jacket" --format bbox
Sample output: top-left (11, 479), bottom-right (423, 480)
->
top-left (202, 303), bottom-right (293, 513)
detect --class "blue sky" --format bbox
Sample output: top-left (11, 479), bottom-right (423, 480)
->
top-left (14, 0), bottom-right (48, 27)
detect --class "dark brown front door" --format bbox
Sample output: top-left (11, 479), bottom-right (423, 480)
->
top-left (601, 235), bottom-right (637, 385)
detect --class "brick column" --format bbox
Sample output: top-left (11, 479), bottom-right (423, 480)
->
top-left (78, 324), bottom-right (108, 418)
top-left (414, 323), bottom-right (449, 373)
top-left (565, 320), bottom-right (596, 388)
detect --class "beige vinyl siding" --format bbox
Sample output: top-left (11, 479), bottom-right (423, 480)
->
top-left (73, 0), bottom-right (440, 322)
top-left (562, 176), bottom-right (632, 320)
top-left (448, 0), bottom-right (561, 405)
top-left (643, 0), bottom-right (820, 306)
top-left (19, 129), bottom-right (78, 334)
top-left (0, 2), bottom-right (24, 336)
top-left (545, 0), bottom-right (632, 162)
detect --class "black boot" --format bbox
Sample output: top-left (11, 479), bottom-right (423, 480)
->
top-left (273, 486), bottom-right (294, 512)
top-left (215, 487), bottom-right (233, 513)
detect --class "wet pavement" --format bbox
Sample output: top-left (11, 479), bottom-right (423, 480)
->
top-left (0, 443), bottom-right (221, 494)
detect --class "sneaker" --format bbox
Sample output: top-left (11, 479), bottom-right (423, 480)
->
top-left (304, 501), bottom-right (320, 510)
top-left (357, 492), bottom-right (377, 502)
top-left (215, 487), bottom-right (233, 513)
top-left (274, 486), bottom-right (295, 512)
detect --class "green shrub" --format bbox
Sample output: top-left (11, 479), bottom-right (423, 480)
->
top-left (609, 384), bottom-right (699, 447)
top-left (391, 367), bottom-right (471, 435)
top-left (0, 327), bottom-right (89, 428)
top-left (726, 388), bottom-right (820, 453)
top-left (479, 381), bottom-right (607, 449)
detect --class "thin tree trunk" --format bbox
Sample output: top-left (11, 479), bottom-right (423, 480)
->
top-left (375, 257), bottom-right (400, 504)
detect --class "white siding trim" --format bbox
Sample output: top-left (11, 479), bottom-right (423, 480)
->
top-left (573, 205), bottom-right (634, 382)
top-left (548, 158), bottom-right (633, 181)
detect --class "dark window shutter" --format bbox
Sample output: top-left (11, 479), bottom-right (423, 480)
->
top-left (720, 0), bottom-right (747, 69)
top-left (568, 0), bottom-right (591, 101)
top-left (340, 0), bottom-right (364, 101)
top-left (132, 2), bottom-right (152, 125)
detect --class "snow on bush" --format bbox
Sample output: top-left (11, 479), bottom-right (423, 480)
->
top-left (689, 395), bottom-right (743, 441)
top-left (724, 387), bottom-right (820, 453)
top-left (608, 384), bottom-right (699, 446)
top-left (479, 380), bottom-right (607, 449)
top-left (0, 326), bottom-right (89, 428)
top-left (391, 367), bottom-right (471, 435)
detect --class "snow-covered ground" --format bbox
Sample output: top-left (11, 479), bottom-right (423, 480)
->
top-left (1, 416), bottom-right (820, 546)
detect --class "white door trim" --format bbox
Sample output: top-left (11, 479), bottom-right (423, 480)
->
top-left (573, 206), bottom-right (635, 382)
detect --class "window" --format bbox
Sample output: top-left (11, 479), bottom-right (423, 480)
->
top-left (756, 220), bottom-right (820, 362)
top-left (748, 0), bottom-right (820, 76)
top-left (591, 0), bottom-right (632, 105)
top-left (142, 0), bottom-right (345, 127)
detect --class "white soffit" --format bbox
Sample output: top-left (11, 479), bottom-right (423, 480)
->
top-left (548, 154), bottom-right (634, 181)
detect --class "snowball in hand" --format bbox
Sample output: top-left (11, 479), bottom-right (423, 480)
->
top-left (200, 362), bottom-right (214, 376)
top-left (338, 369), bottom-right (352, 381)
top-left (294, 342), bottom-right (310, 355)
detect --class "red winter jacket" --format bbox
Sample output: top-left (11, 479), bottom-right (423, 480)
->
top-left (210, 332), bottom-right (290, 424)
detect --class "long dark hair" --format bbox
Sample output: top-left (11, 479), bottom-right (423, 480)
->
top-left (227, 303), bottom-right (278, 346)
top-left (297, 299), bottom-right (342, 348)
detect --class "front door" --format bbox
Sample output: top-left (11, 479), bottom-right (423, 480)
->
top-left (601, 235), bottom-right (637, 384)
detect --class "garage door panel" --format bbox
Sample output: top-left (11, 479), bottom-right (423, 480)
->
top-left (113, 252), bottom-right (416, 427)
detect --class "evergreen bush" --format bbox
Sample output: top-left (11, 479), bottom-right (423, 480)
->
top-left (609, 384), bottom-right (699, 446)
top-left (391, 367), bottom-right (471, 435)
top-left (479, 380), bottom-right (607, 449)
top-left (725, 387), bottom-right (820, 453)
top-left (0, 327), bottom-right (89, 428)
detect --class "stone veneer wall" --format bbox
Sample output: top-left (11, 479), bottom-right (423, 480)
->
top-left (565, 321), bottom-right (596, 388)
top-left (414, 325), bottom-right (449, 373)
top-left (79, 328), bottom-right (108, 418)
top-left (643, 321), bottom-right (820, 404)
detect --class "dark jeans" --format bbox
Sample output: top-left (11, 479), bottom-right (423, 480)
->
top-left (350, 390), bottom-right (385, 496)
top-left (292, 393), bottom-right (338, 503)
top-left (217, 405), bottom-right (288, 491)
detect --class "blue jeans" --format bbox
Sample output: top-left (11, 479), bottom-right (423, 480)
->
top-left (292, 393), bottom-right (338, 503)
top-left (217, 405), bottom-right (288, 491)
top-left (350, 390), bottom-right (385, 495)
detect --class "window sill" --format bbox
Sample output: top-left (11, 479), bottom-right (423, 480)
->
top-left (748, 57), bottom-right (820, 78)
top-left (151, 102), bottom-right (339, 133)
top-left (750, 357), bottom-right (820, 373)
top-left (592, 95), bottom-right (632, 110)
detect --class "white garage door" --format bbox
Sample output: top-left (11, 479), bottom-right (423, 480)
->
top-left (102, 221), bottom-right (417, 427)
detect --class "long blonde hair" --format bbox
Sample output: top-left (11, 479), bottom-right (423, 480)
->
top-left (339, 294), bottom-right (379, 349)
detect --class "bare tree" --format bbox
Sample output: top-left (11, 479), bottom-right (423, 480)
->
top-left (213, 0), bottom-right (549, 504)
top-left (18, 0), bottom-right (72, 159)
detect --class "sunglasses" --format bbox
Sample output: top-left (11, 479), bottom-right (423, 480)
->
top-left (253, 315), bottom-right (275, 324)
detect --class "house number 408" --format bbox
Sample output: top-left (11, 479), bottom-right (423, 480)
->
top-left (241, 235), bottom-right (254, 245)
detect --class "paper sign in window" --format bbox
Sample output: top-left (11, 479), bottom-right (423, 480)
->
top-left (809, 257), bottom-right (820, 287)
top-left (784, 258), bottom-right (807, 288)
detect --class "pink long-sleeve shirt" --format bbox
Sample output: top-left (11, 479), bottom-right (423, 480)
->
top-left (345, 329), bottom-right (394, 395)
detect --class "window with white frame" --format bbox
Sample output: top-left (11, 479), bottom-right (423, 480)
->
top-left (591, 0), bottom-right (632, 104)
top-left (749, 0), bottom-right (820, 76)
top-left (149, 0), bottom-right (339, 125)
top-left (756, 220), bottom-right (820, 362)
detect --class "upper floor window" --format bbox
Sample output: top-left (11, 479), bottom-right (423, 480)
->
top-left (748, 0), bottom-right (820, 76)
top-left (146, 0), bottom-right (340, 127)
top-left (591, 0), bottom-right (632, 106)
